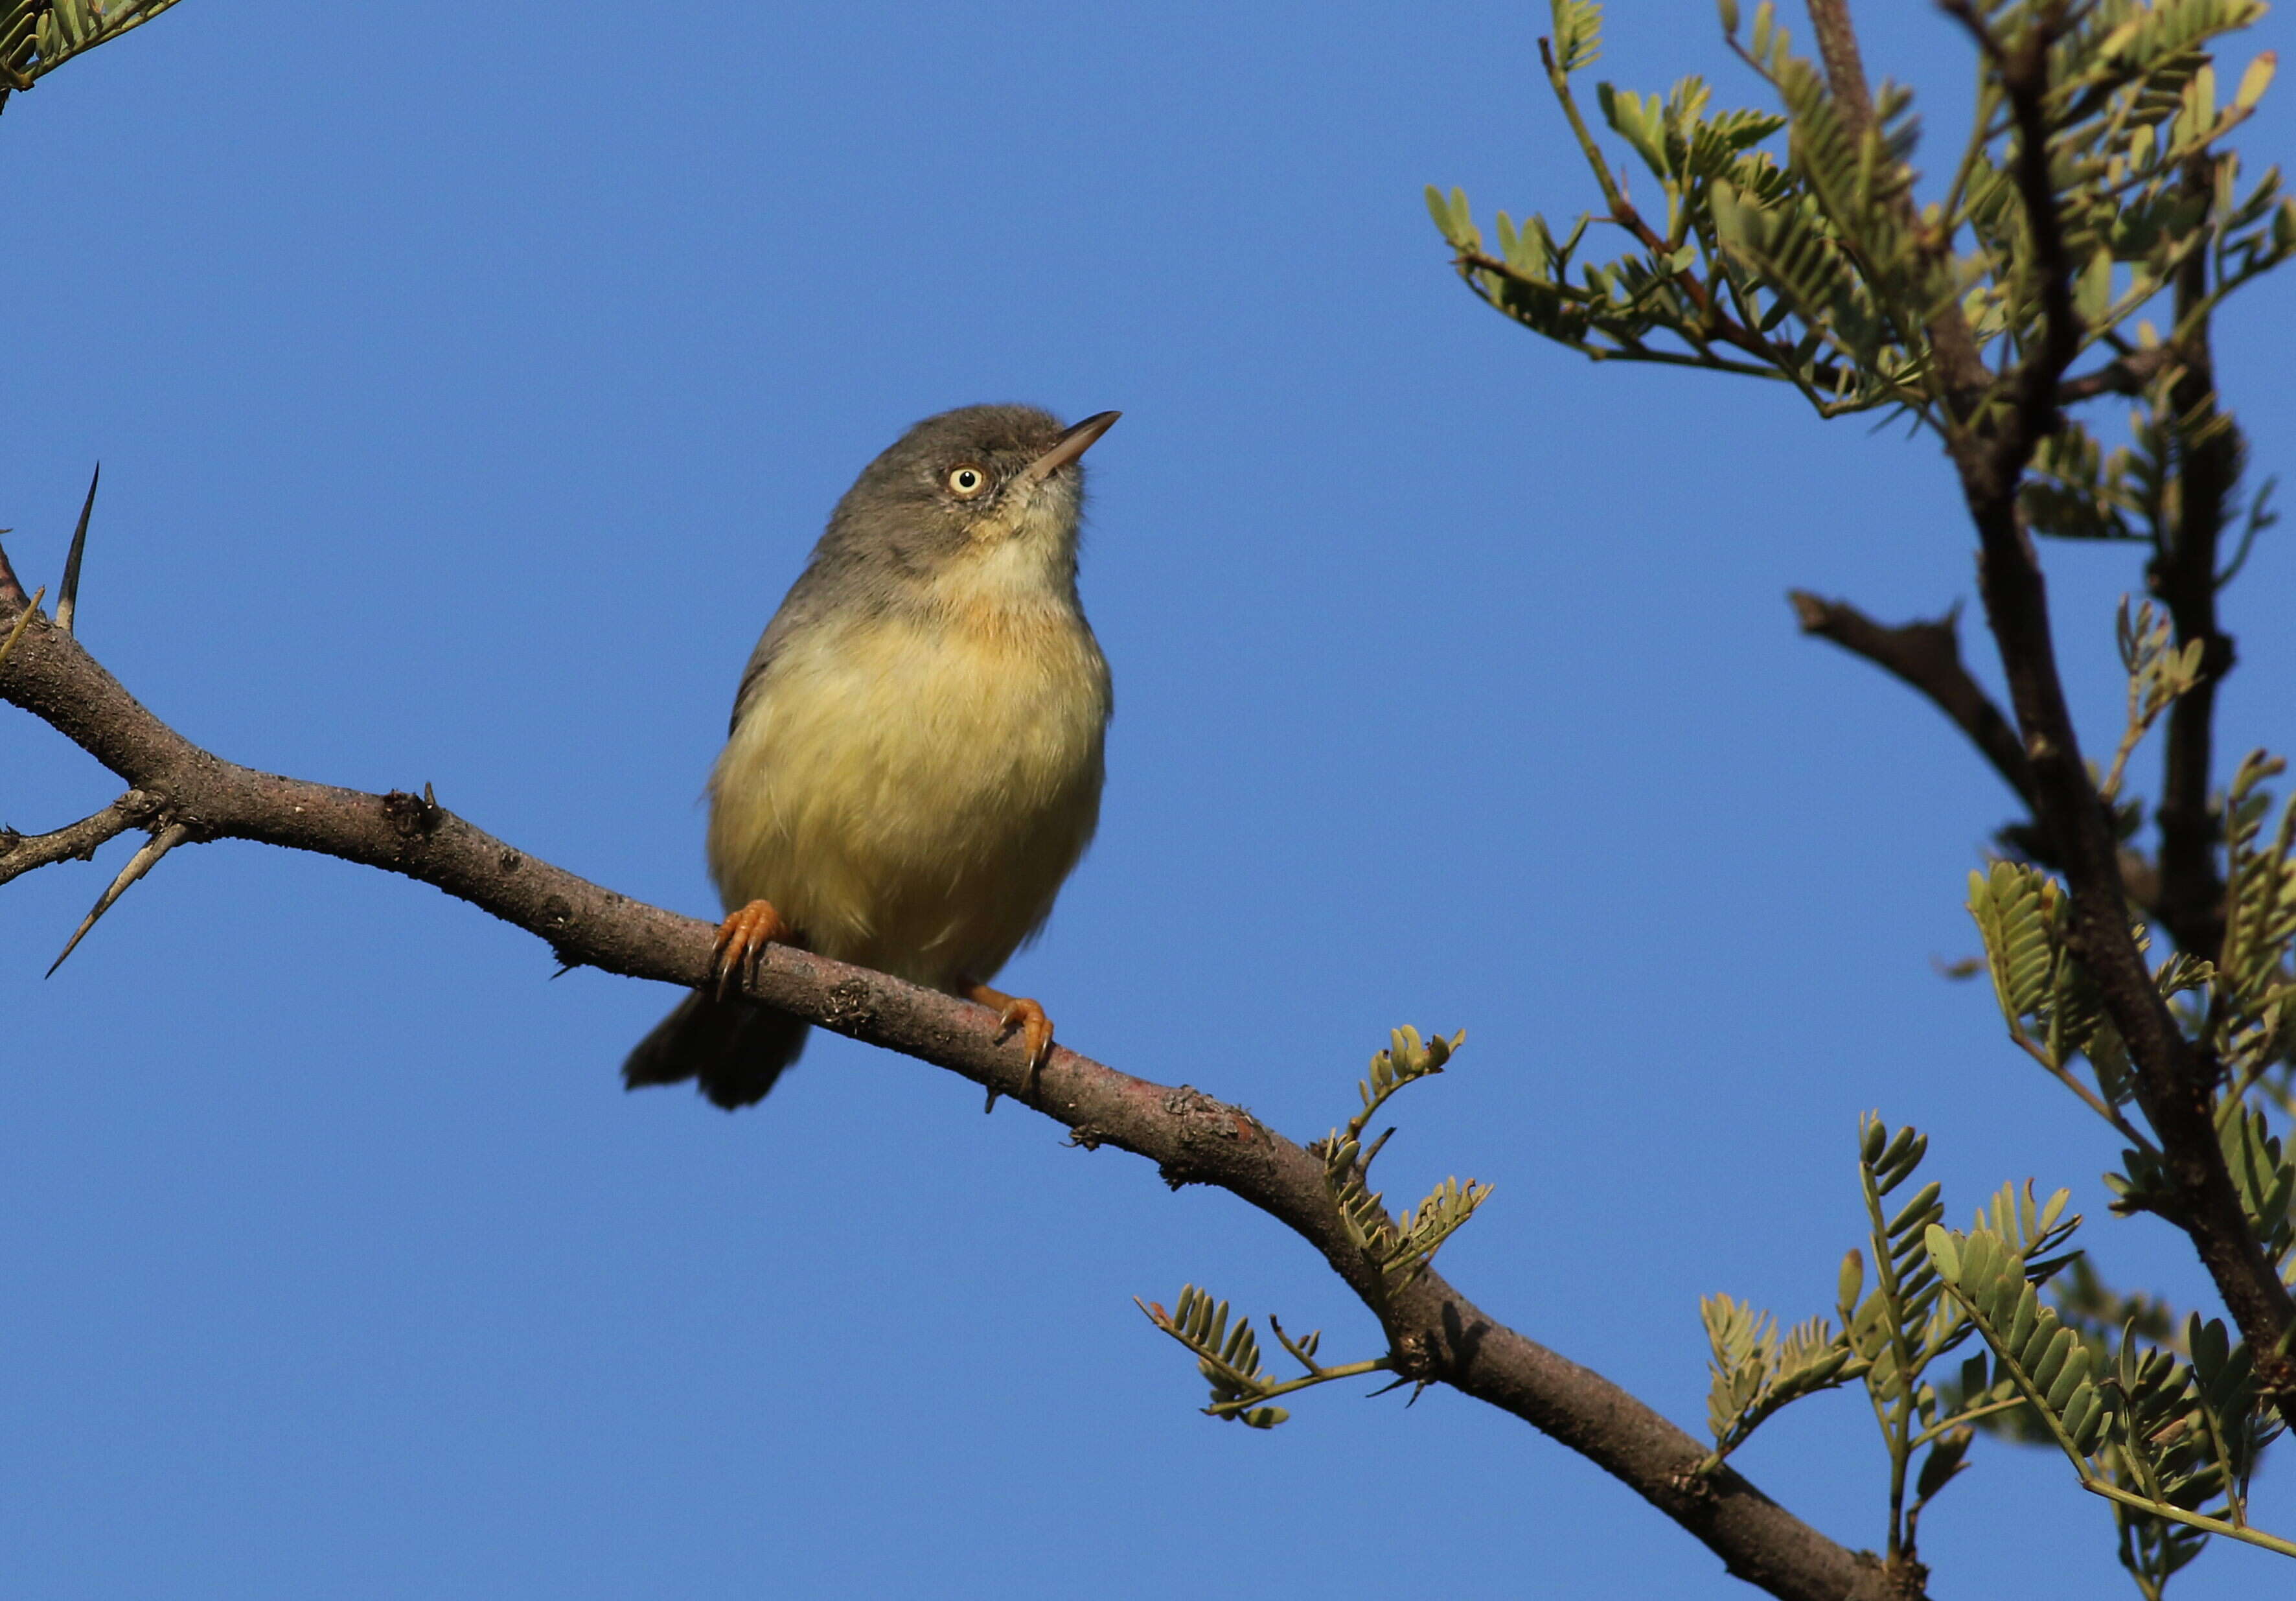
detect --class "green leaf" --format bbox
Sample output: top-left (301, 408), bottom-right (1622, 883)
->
top-left (1550, 0), bottom-right (1603, 75)
top-left (2234, 49), bottom-right (2277, 112)
top-left (1925, 1225), bottom-right (1960, 1282)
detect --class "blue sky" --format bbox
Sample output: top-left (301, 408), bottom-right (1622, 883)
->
top-left (3, 2), bottom-right (2293, 1596)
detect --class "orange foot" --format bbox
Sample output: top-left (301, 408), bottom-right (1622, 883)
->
top-left (713, 899), bottom-right (791, 1001)
top-left (965, 980), bottom-right (1055, 1070)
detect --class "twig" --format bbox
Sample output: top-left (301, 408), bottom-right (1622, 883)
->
top-left (1456, 248), bottom-right (1858, 389)
top-left (0, 575), bottom-right (1922, 1601)
top-left (0, 790), bottom-right (158, 888)
top-left (1804, 1), bottom-right (1995, 416)
top-left (1804, 0), bottom-right (1874, 139)
top-left (2056, 345), bottom-right (2181, 404)
top-left (1787, 591), bottom-right (2036, 813)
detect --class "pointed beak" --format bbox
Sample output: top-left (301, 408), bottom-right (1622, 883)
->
top-left (1017, 410), bottom-right (1121, 488)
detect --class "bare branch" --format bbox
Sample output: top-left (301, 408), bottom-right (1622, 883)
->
top-left (0, 587), bottom-right (1920, 1601)
top-left (0, 789), bottom-right (159, 887)
top-left (1788, 591), bottom-right (2036, 812)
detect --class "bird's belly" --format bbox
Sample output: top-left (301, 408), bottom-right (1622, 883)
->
top-left (706, 608), bottom-right (1109, 989)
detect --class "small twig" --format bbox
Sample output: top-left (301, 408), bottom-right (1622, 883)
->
top-left (1936, 0), bottom-right (2008, 62)
top-left (1534, 38), bottom-right (1730, 336)
top-left (0, 790), bottom-right (157, 888)
top-left (1358, 1125), bottom-right (1396, 1172)
top-left (2008, 1033), bottom-right (2157, 1154)
top-left (1787, 591), bottom-right (2036, 813)
top-left (2056, 346), bottom-right (2182, 404)
top-left (45, 820), bottom-right (192, 977)
top-left (1804, 0), bottom-right (1875, 139)
top-left (55, 463), bottom-right (98, 636)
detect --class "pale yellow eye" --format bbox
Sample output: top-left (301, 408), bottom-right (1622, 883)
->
top-left (945, 464), bottom-right (990, 498)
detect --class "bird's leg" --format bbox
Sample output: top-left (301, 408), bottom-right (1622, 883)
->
top-left (712, 900), bottom-right (790, 1002)
top-left (963, 980), bottom-right (1055, 1070)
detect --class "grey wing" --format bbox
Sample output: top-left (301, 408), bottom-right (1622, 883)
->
top-left (728, 625), bottom-right (783, 735)
top-left (727, 571), bottom-right (826, 735)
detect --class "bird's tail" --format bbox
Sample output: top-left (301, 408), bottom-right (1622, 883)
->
top-left (622, 991), bottom-right (810, 1110)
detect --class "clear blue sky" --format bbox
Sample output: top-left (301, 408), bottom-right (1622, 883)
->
top-left (3, 3), bottom-right (2292, 1596)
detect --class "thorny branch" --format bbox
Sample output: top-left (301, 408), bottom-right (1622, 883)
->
top-left (0, 548), bottom-right (1916, 1601)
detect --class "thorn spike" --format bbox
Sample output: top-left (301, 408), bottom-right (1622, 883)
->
top-left (45, 820), bottom-right (188, 977)
top-left (0, 586), bottom-right (46, 673)
top-left (55, 463), bottom-right (99, 637)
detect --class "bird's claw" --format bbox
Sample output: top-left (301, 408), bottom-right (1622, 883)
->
top-left (712, 900), bottom-right (790, 1002)
top-left (965, 982), bottom-right (1055, 1070)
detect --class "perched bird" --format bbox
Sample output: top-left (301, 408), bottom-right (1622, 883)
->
top-left (624, 404), bottom-right (1119, 1109)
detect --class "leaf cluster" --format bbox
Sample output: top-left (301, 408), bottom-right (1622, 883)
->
top-left (1927, 1219), bottom-right (2293, 1584)
top-left (1134, 1285), bottom-right (1390, 1430)
top-left (1966, 742), bottom-right (2296, 1287)
top-left (1429, 0), bottom-right (2293, 429)
top-left (1136, 1028), bottom-right (1486, 1429)
top-left (1693, 1117), bottom-right (2075, 1567)
top-left (1322, 1028), bottom-right (1490, 1292)
top-left (1699, 1293), bottom-right (1864, 1469)
top-left (0, 0), bottom-right (182, 107)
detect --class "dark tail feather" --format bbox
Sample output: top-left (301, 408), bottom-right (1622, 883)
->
top-left (623, 992), bottom-right (810, 1110)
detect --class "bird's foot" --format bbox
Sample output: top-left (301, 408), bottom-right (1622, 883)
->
top-left (964, 981), bottom-right (1055, 1070)
top-left (713, 900), bottom-right (791, 1001)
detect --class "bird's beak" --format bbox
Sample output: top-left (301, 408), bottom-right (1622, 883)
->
top-left (1016, 410), bottom-right (1121, 489)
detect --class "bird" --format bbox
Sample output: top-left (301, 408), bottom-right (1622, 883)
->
top-left (623, 404), bottom-right (1119, 1109)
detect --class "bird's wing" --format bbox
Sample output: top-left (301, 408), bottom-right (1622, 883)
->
top-left (728, 570), bottom-right (826, 735)
top-left (729, 627), bottom-right (784, 736)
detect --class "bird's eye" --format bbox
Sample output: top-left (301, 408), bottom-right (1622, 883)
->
top-left (945, 464), bottom-right (990, 498)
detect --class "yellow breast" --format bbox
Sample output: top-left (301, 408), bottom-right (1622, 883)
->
top-left (705, 586), bottom-right (1110, 991)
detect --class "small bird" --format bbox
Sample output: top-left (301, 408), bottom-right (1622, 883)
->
top-left (624, 404), bottom-right (1119, 1109)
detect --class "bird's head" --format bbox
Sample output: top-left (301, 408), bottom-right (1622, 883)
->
top-left (821, 404), bottom-right (1120, 590)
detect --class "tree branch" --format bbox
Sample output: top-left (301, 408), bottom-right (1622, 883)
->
top-left (0, 788), bottom-right (161, 887)
top-left (1805, 0), bottom-right (1993, 415)
top-left (1936, 3), bottom-right (2296, 1411)
top-left (2150, 159), bottom-right (2238, 962)
top-left (1787, 590), bottom-right (2036, 812)
top-left (1804, 0), bottom-right (1874, 139)
top-left (0, 575), bottom-right (1917, 1601)
top-left (2056, 344), bottom-right (2181, 404)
